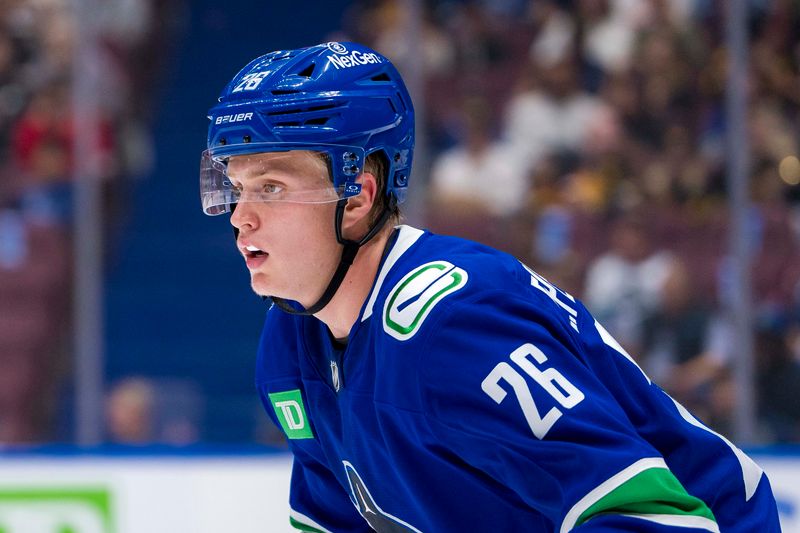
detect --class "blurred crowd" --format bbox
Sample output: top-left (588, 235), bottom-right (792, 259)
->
top-left (0, 0), bottom-right (177, 444)
top-left (344, 0), bottom-right (800, 442)
top-left (1, 0), bottom-right (799, 446)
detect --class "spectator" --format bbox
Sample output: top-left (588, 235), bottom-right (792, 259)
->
top-left (756, 317), bottom-right (800, 443)
top-left (105, 377), bottom-right (201, 445)
top-left (18, 134), bottom-right (73, 226)
top-left (504, 55), bottom-right (611, 173)
top-left (11, 79), bottom-right (116, 178)
top-left (577, 0), bottom-right (639, 75)
top-left (106, 377), bottom-right (157, 444)
top-left (583, 212), bottom-right (673, 353)
top-left (640, 259), bottom-right (727, 423)
top-left (429, 97), bottom-right (527, 218)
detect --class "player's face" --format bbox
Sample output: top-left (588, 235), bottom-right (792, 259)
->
top-left (227, 151), bottom-right (342, 305)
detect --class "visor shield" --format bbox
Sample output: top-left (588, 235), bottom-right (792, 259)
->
top-left (200, 149), bottom-right (362, 215)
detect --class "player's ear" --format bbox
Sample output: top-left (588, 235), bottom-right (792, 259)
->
top-left (342, 171), bottom-right (378, 237)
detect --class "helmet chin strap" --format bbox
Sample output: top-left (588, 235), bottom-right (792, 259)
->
top-left (269, 195), bottom-right (396, 316)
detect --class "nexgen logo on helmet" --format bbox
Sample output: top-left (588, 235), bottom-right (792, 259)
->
top-left (326, 45), bottom-right (384, 70)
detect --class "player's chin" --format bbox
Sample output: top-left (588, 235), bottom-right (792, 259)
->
top-left (249, 274), bottom-right (274, 298)
top-left (250, 275), bottom-right (296, 302)
top-left (251, 285), bottom-right (271, 298)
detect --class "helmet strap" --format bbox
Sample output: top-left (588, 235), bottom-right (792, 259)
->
top-left (270, 194), bottom-right (396, 316)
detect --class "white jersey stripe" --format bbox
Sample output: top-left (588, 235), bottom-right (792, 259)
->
top-left (594, 319), bottom-right (651, 384)
top-left (560, 457), bottom-right (668, 533)
top-left (670, 397), bottom-right (763, 501)
top-left (619, 513), bottom-right (720, 532)
top-left (362, 225), bottom-right (424, 322)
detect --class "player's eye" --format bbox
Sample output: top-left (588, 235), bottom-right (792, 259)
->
top-left (263, 183), bottom-right (284, 194)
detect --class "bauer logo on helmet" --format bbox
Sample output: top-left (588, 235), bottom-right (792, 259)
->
top-left (214, 112), bottom-right (254, 125)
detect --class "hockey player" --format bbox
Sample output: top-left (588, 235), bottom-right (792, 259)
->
top-left (200, 42), bottom-right (780, 532)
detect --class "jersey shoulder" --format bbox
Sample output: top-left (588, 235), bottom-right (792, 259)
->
top-left (363, 225), bottom-right (562, 345)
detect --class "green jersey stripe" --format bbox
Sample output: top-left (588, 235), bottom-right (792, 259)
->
top-left (575, 465), bottom-right (715, 527)
top-left (289, 509), bottom-right (331, 533)
top-left (561, 457), bottom-right (716, 533)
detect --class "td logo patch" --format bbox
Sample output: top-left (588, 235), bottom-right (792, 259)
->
top-left (268, 389), bottom-right (314, 439)
top-left (383, 261), bottom-right (468, 341)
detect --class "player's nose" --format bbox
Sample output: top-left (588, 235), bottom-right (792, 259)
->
top-left (230, 202), bottom-right (257, 233)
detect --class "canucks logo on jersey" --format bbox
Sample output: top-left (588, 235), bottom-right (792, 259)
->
top-left (383, 260), bottom-right (468, 341)
top-left (343, 462), bottom-right (421, 532)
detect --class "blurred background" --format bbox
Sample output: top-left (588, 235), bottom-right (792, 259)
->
top-left (0, 0), bottom-right (799, 530)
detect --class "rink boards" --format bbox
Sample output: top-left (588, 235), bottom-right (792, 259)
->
top-left (0, 448), bottom-right (796, 532)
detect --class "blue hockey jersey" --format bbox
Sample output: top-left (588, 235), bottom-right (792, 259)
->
top-left (255, 225), bottom-right (780, 532)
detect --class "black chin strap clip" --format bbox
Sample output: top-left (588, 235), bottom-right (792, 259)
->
top-left (271, 195), bottom-right (396, 316)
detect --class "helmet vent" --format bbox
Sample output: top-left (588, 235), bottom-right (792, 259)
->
top-left (309, 103), bottom-right (339, 112)
top-left (271, 89), bottom-right (300, 96)
top-left (273, 117), bottom-right (330, 127)
top-left (267, 103), bottom-right (340, 116)
top-left (296, 63), bottom-right (316, 78)
top-left (370, 73), bottom-right (391, 82)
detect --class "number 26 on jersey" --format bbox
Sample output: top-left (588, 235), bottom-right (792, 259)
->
top-left (481, 343), bottom-right (585, 439)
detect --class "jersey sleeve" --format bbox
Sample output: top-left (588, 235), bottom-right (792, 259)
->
top-left (415, 290), bottom-right (720, 533)
top-left (578, 310), bottom-right (780, 533)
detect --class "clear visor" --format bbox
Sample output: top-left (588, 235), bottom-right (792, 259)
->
top-left (200, 149), bottom-right (362, 216)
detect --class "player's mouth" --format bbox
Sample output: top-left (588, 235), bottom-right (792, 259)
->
top-left (241, 244), bottom-right (268, 269)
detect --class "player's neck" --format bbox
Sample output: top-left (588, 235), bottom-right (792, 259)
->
top-left (314, 227), bottom-right (393, 340)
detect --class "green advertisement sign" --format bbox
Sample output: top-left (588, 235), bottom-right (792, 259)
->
top-left (0, 488), bottom-right (113, 533)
